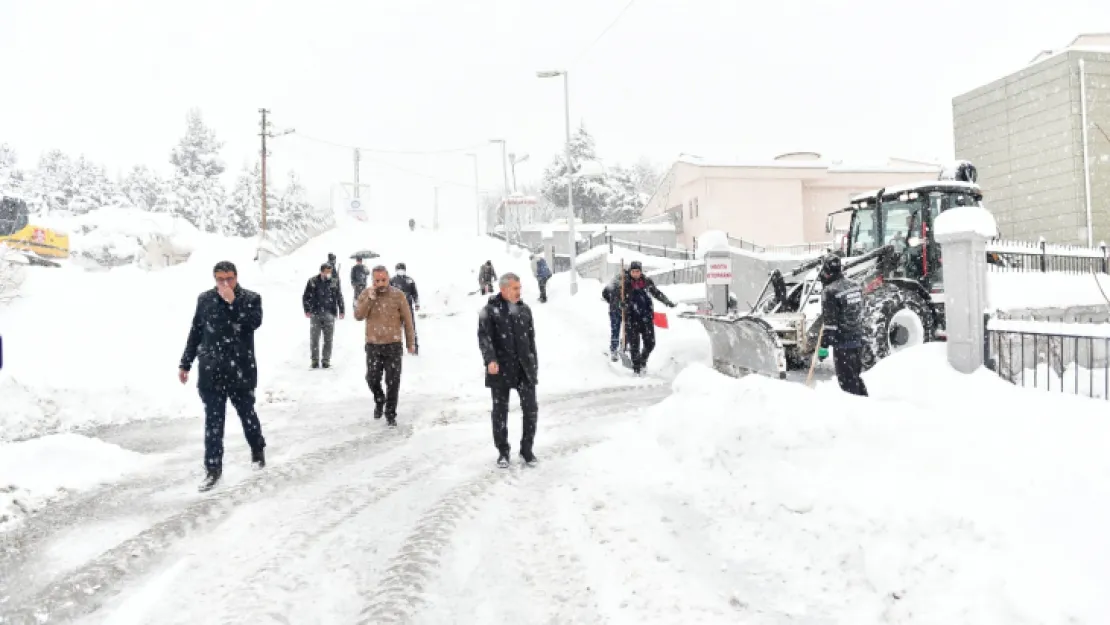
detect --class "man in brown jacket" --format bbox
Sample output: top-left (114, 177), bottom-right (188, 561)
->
top-left (354, 265), bottom-right (416, 425)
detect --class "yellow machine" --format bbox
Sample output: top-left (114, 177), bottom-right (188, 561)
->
top-left (0, 194), bottom-right (69, 266)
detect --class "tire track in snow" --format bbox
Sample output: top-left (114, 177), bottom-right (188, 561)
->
top-left (0, 422), bottom-right (420, 625)
top-left (353, 436), bottom-right (603, 625)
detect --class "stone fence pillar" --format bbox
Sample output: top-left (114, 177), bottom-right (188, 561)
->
top-left (704, 249), bottom-right (733, 315)
top-left (934, 207), bottom-right (993, 373)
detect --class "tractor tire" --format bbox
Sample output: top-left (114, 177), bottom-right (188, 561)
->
top-left (861, 287), bottom-right (934, 371)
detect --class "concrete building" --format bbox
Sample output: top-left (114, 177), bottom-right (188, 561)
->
top-left (639, 152), bottom-right (942, 250)
top-left (952, 34), bottom-right (1110, 245)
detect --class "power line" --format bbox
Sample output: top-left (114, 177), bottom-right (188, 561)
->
top-left (291, 131), bottom-right (487, 156)
top-left (357, 152), bottom-right (501, 194)
top-left (572, 0), bottom-right (640, 67)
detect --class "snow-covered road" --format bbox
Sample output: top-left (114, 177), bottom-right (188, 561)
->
top-left (1, 383), bottom-right (671, 625)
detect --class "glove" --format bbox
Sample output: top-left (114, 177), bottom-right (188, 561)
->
top-left (667, 302), bottom-right (676, 308)
top-left (817, 347), bottom-right (829, 361)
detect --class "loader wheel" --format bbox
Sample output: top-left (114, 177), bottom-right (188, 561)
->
top-left (861, 288), bottom-right (934, 371)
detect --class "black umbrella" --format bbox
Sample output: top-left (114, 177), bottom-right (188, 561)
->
top-left (350, 250), bottom-right (380, 260)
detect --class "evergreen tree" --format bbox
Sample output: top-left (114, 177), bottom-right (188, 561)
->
top-left (0, 143), bottom-right (24, 199)
top-left (120, 165), bottom-right (166, 211)
top-left (538, 124), bottom-right (648, 223)
top-left (168, 108), bottom-right (227, 232)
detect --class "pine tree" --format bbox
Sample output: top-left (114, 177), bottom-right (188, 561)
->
top-left (539, 123), bottom-right (610, 223)
top-left (168, 108), bottom-right (227, 232)
top-left (121, 165), bottom-right (166, 211)
top-left (0, 143), bottom-right (24, 199)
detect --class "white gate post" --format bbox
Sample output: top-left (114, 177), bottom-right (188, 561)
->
top-left (934, 207), bottom-right (994, 373)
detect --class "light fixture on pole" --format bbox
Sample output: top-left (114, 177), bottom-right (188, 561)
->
top-left (467, 153), bottom-right (481, 236)
top-left (536, 69), bottom-right (578, 295)
top-left (490, 139), bottom-right (511, 251)
top-left (508, 152), bottom-right (529, 192)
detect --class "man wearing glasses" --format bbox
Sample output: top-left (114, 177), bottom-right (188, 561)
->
top-left (178, 261), bottom-right (267, 492)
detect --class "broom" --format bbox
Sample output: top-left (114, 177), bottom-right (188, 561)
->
top-left (805, 324), bottom-right (826, 388)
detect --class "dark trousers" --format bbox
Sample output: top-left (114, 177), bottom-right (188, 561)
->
top-left (833, 346), bottom-right (869, 396)
top-left (538, 277), bottom-right (549, 302)
top-left (366, 342), bottom-right (404, 416)
top-left (199, 386), bottom-right (265, 472)
top-left (480, 282), bottom-right (493, 295)
top-left (490, 381), bottom-right (538, 456)
top-left (609, 308), bottom-right (622, 353)
top-left (626, 321), bottom-right (656, 370)
top-left (353, 285), bottom-right (365, 301)
top-left (407, 299), bottom-right (419, 353)
top-left (310, 313), bottom-right (335, 363)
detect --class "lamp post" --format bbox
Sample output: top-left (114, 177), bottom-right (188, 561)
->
top-left (508, 152), bottom-right (529, 192)
top-left (467, 153), bottom-right (481, 236)
top-left (490, 139), bottom-right (510, 251)
top-left (536, 69), bottom-right (577, 295)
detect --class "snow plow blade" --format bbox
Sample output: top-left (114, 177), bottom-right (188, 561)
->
top-left (681, 312), bottom-right (787, 380)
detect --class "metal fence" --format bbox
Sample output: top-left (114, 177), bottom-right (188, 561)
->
top-left (724, 235), bottom-right (830, 257)
top-left (646, 263), bottom-right (706, 286)
top-left (984, 316), bottom-right (1110, 399)
top-left (986, 238), bottom-right (1110, 274)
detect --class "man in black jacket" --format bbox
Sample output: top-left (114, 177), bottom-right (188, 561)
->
top-left (179, 261), bottom-right (266, 492)
top-left (816, 255), bottom-right (868, 396)
top-left (351, 257), bottom-right (369, 300)
top-left (303, 264), bottom-right (345, 368)
top-left (390, 262), bottom-right (420, 354)
top-left (477, 272), bottom-right (539, 468)
top-left (478, 261), bottom-right (496, 295)
top-left (612, 261), bottom-right (676, 374)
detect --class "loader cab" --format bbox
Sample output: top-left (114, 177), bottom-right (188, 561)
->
top-left (842, 182), bottom-right (984, 290)
top-left (0, 195), bottom-right (30, 237)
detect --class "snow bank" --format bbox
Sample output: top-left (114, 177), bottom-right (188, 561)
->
top-left (989, 271), bottom-right (1110, 310)
top-left (0, 433), bottom-right (156, 530)
top-left (595, 347), bottom-right (1110, 622)
top-left (56, 207), bottom-right (207, 268)
top-left (935, 205), bottom-right (998, 239)
top-left (695, 229), bottom-right (729, 257)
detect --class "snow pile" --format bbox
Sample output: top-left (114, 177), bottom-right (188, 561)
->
top-left (43, 207), bottom-right (207, 268)
top-left (695, 229), bottom-right (729, 257)
top-left (0, 433), bottom-right (156, 530)
top-left (592, 346), bottom-right (1110, 622)
top-left (934, 204), bottom-right (998, 239)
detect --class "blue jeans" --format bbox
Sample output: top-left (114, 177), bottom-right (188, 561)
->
top-left (609, 308), bottom-right (621, 352)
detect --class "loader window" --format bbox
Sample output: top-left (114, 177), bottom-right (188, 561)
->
top-left (0, 198), bottom-right (29, 237)
top-left (848, 207), bottom-right (877, 256)
top-left (880, 200), bottom-right (921, 248)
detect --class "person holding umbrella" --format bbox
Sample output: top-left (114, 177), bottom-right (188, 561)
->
top-left (351, 256), bottom-right (369, 300)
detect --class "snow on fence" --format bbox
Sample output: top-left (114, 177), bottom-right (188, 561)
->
top-left (986, 237), bottom-right (1110, 274)
top-left (984, 316), bottom-right (1110, 400)
top-left (646, 262), bottom-right (706, 286)
top-left (722, 235), bottom-right (830, 258)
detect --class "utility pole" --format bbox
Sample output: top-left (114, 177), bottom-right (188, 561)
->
top-left (468, 153), bottom-right (481, 236)
top-left (490, 139), bottom-right (511, 251)
top-left (259, 108), bottom-right (270, 235)
top-left (433, 186), bottom-right (440, 231)
top-left (353, 148), bottom-right (361, 198)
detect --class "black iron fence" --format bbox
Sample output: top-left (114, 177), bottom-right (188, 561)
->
top-left (646, 263), bottom-right (706, 286)
top-left (986, 239), bottom-right (1110, 274)
top-left (724, 235), bottom-right (830, 257)
top-left (984, 315), bottom-right (1110, 399)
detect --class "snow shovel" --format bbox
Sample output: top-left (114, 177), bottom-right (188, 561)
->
top-left (617, 261), bottom-right (634, 369)
top-left (805, 324), bottom-right (825, 388)
top-left (653, 311), bottom-right (669, 329)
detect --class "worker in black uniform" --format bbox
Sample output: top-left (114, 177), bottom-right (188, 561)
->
top-left (816, 255), bottom-right (868, 396)
top-left (390, 262), bottom-right (420, 355)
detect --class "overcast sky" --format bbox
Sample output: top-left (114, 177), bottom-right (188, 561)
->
top-left (0, 0), bottom-right (1107, 229)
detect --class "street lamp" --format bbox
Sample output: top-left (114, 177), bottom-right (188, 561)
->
top-left (490, 139), bottom-right (511, 251)
top-left (467, 153), bottom-right (481, 236)
top-left (508, 152), bottom-right (529, 191)
top-left (536, 69), bottom-right (578, 295)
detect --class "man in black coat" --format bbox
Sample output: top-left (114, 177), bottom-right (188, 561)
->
top-left (612, 261), bottom-right (676, 374)
top-left (390, 262), bottom-right (420, 354)
top-left (302, 263), bottom-right (345, 369)
top-left (179, 261), bottom-right (266, 492)
top-left (478, 260), bottom-right (496, 295)
top-left (816, 255), bottom-right (869, 396)
top-left (351, 257), bottom-right (369, 300)
top-left (477, 272), bottom-right (539, 468)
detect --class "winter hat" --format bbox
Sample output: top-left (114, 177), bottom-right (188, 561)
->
top-left (396, 262), bottom-right (406, 271)
top-left (629, 261), bottom-right (643, 271)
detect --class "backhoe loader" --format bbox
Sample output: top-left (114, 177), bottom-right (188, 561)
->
top-left (0, 194), bottom-right (69, 267)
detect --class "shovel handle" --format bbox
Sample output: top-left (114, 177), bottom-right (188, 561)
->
top-left (805, 324), bottom-right (825, 388)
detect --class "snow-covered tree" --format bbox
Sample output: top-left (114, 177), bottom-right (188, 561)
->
top-left (168, 109), bottom-right (227, 232)
top-left (67, 156), bottom-right (120, 214)
top-left (539, 124), bottom-right (649, 223)
top-left (121, 165), bottom-right (167, 212)
top-left (0, 143), bottom-right (24, 199)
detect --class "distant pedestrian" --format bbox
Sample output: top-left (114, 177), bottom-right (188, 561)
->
top-left (478, 260), bottom-right (496, 295)
top-left (303, 263), bottom-right (345, 369)
top-left (531, 254), bottom-right (552, 303)
top-left (351, 257), bottom-right (369, 300)
top-left (601, 277), bottom-right (623, 362)
top-left (178, 261), bottom-right (266, 492)
top-left (390, 262), bottom-right (421, 355)
top-left (354, 265), bottom-right (416, 425)
top-left (477, 272), bottom-right (539, 468)
top-left (816, 255), bottom-right (868, 396)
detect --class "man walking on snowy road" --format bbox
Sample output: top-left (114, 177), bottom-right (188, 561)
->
top-left (531, 254), bottom-right (552, 303)
top-left (354, 265), bottom-right (416, 425)
top-left (390, 262), bottom-right (420, 355)
top-left (612, 261), bottom-right (676, 375)
top-left (303, 264), bottom-right (345, 369)
top-left (478, 272), bottom-right (539, 468)
top-left (351, 257), bottom-right (369, 300)
top-left (178, 261), bottom-right (266, 492)
top-left (478, 260), bottom-right (496, 295)
top-left (816, 255), bottom-right (869, 397)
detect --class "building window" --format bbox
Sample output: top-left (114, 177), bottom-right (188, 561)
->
top-left (693, 197), bottom-right (699, 218)
top-left (668, 205), bottom-right (684, 234)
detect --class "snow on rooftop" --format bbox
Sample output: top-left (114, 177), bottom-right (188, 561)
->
top-left (676, 153), bottom-right (941, 174)
top-left (850, 180), bottom-right (980, 202)
top-left (934, 205), bottom-right (999, 240)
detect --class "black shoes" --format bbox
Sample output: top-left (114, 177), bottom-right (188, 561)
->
top-left (386, 415), bottom-right (397, 427)
top-left (251, 448), bottom-right (266, 469)
top-left (373, 403), bottom-right (383, 419)
top-left (496, 453), bottom-right (510, 468)
top-left (198, 469), bottom-right (221, 492)
top-left (520, 450), bottom-right (537, 466)
top-left (322, 361), bottom-right (330, 369)
top-left (311, 360), bottom-right (319, 369)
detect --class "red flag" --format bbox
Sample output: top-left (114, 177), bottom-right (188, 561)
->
top-left (653, 311), bottom-right (669, 329)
